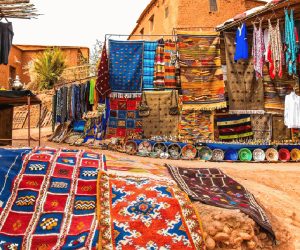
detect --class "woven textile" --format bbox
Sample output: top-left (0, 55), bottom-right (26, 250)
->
top-left (251, 114), bottom-right (272, 141)
top-left (143, 41), bottom-right (158, 89)
top-left (96, 42), bottom-right (111, 98)
top-left (97, 172), bottom-right (205, 249)
top-left (179, 109), bottom-right (213, 143)
top-left (0, 148), bottom-right (103, 249)
top-left (109, 40), bottom-right (143, 93)
top-left (216, 114), bottom-right (253, 141)
top-left (107, 97), bottom-right (142, 138)
top-left (167, 165), bottom-right (275, 240)
top-left (153, 39), bottom-right (165, 88)
top-left (177, 32), bottom-right (226, 110)
top-left (0, 149), bottom-right (31, 213)
top-left (164, 41), bottom-right (177, 89)
top-left (142, 91), bottom-right (179, 138)
top-left (224, 32), bottom-right (265, 114)
top-left (272, 116), bottom-right (291, 141)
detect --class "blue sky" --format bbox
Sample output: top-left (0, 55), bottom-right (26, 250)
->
top-left (12, 0), bottom-right (149, 48)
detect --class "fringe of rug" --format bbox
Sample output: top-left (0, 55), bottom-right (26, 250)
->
top-left (110, 92), bottom-right (142, 99)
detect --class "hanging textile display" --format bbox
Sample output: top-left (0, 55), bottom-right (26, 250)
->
top-left (141, 91), bottom-right (179, 138)
top-left (143, 41), bottom-right (158, 89)
top-left (285, 9), bottom-right (297, 76)
top-left (0, 148), bottom-right (103, 249)
top-left (251, 114), bottom-right (272, 141)
top-left (109, 40), bottom-right (143, 94)
top-left (252, 20), bottom-right (265, 79)
top-left (153, 39), bottom-right (165, 88)
top-left (0, 21), bottom-right (14, 65)
top-left (179, 109), bottom-right (213, 143)
top-left (177, 31), bottom-right (226, 110)
top-left (96, 42), bottom-right (111, 99)
top-left (166, 165), bottom-right (275, 240)
top-left (234, 23), bottom-right (249, 61)
top-left (164, 41), bottom-right (178, 89)
top-left (272, 115), bottom-right (291, 141)
top-left (267, 19), bottom-right (283, 79)
top-left (224, 32), bottom-right (264, 114)
top-left (97, 172), bottom-right (205, 249)
top-left (216, 114), bottom-right (253, 141)
top-left (106, 97), bottom-right (142, 138)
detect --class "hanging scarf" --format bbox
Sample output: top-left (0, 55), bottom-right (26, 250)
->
top-left (285, 9), bottom-right (297, 76)
top-left (252, 20), bottom-right (265, 79)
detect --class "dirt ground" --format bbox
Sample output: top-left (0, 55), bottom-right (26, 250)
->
top-left (5, 127), bottom-right (300, 249)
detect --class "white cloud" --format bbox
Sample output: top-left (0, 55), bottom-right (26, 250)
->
top-left (12, 0), bottom-right (149, 48)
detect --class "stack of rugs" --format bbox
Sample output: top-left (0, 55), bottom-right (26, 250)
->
top-left (0, 147), bottom-right (276, 249)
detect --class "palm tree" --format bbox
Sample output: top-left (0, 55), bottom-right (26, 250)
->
top-left (33, 48), bottom-right (66, 90)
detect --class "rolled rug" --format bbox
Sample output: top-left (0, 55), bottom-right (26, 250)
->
top-left (265, 148), bottom-right (279, 162)
top-left (253, 148), bottom-right (266, 162)
top-left (238, 148), bottom-right (253, 162)
top-left (278, 148), bottom-right (291, 162)
top-left (224, 149), bottom-right (239, 161)
top-left (212, 149), bottom-right (225, 161)
top-left (198, 146), bottom-right (213, 161)
top-left (290, 148), bottom-right (300, 162)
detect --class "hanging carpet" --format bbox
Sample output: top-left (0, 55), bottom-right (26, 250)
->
top-left (0, 148), bottom-right (103, 249)
top-left (224, 32), bottom-right (264, 114)
top-left (177, 31), bottom-right (226, 110)
top-left (179, 109), bottom-right (213, 143)
top-left (153, 39), bottom-right (165, 89)
top-left (166, 165), bottom-right (275, 241)
top-left (143, 41), bottom-right (158, 89)
top-left (251, 114), bottom-right (272, 141)
top-left (109, 40), bottom-right (144, 93)
top-left (164, 41), bottom-right (178, 89)
top-left (141, 91), bottom-right (179, 138)
top-left (272, 115), bottom-right (291, 141)
top-left (107, 97), bottom-right (142, 138)
top-left (97, 172), bottom-right (205, 249)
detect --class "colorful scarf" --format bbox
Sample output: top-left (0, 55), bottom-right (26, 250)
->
top-left (166, 165), bottom-right (275, 240)
top-left (96, 43), bottom-right (111, 99)
top-left (97, 172), bottom-right (205, 249)
top-left (179, 109), bottom-right (213, 143)
top-left (251, 114), bottom-right (272, 141)
top-left (164, 41), bottom-right (177, 89)
top-left (141, 91), bottom-right (179, 138)
top-left (153, 39), bottom-right (165, 88)
top-left (107, 97), bottom-right (142, 138)
top-left (216, 114), bottom-right (253, 141)
top-left (143, 41), bottom-right (158, 89)
top-left (0, 148), bottom-right (104, 249)
top-left (177, 31), bottom-right (226, 110)
top-left (224, 32), bottom-right (265, 114)
top-left (109, 40), bottom-right (143, 93)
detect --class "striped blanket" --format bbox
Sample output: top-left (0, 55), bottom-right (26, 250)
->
top-left (177, 32), bottom-right (226, 110)
top-left (143, 41), bottom-right (158, 89)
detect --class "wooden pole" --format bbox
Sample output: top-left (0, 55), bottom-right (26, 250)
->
top-left (27, 95), bottom-right (30, 147)
top-left (39, 103), bottom-right (41, 146)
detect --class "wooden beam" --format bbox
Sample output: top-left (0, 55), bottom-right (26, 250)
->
top-left (0, 0), bottom-right (30, 4)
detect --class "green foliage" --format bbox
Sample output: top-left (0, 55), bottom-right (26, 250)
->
top-left (33, 48), bottom-right (66, 90)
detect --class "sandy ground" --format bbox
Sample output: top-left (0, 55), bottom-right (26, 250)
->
top-left (4, 127), bottom-right (300, 249)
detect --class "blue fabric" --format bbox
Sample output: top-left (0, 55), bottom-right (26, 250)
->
top-left (285, 9), bottom-right (297, 75)
top-left (234, 23), bottom-right (249, 61)
top-left (0, 148), bottom-right (31, 209)
top-left (109, 40), bottom-right (144, 92)
top-left (73, 120), bottom-right (86, 132)
top-left (205, 142), bottom-right (270, 151)
top-left (143, 41), bottom-right (158, 89)
top-left (224, 149), bottom-right (239, 161)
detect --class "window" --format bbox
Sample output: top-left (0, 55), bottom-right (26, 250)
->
top-left (149, 15), bottom-right (154, 31)
top-left (165, 7), bottom-right (169, 18)
top-left (209, 0), bottom-right (218, 12)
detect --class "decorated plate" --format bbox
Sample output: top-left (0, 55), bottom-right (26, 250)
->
top-left (224, 149), bottom-right (238, 161)
top-left (265, 148), bottom-right (279, 162)
top-left (291, 148), bottom-right (300, 162)
top-left (252, 148), bottom-right (265, 162)
top-left (198, 146), bottom-right (213, 161)
top-left (278, 148), bottom-right (291, 162)
top-left (168, 143), bottom-right (182, 160)
top-left (124, 140), bottom-right (138, 155)
top-left (138, 141), bottom-right (152, 154)
top-left (238, 148), bottom-right (252, 162)
top-left (212, 149), bottom-right (225, 161)
top-left (181, 144), bottom-right (197, 160)
top-left (153, 142), bottom-right (167, 154)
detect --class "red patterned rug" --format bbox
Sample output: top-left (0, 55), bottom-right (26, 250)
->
top-left (0, 147), bottom-right (104, 249)
top-left (97, 172), bottom-right (205, 249)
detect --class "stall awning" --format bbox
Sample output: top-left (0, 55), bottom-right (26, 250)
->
top-left (0, 90), bottom-right (41, 106)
